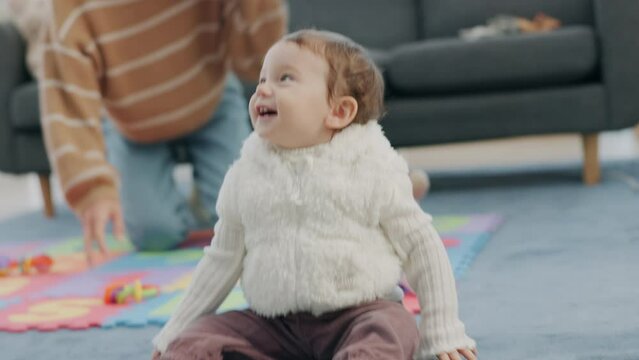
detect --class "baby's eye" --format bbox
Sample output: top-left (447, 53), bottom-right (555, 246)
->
top-left (258, 77), bottom-right (266, 84)
top-left (280, 73), bottom-right (294, 82)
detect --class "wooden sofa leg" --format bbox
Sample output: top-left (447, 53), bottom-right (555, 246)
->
top-left (581, 133), bottom-right (600, 185)
top-left (38, 173), bottom-right (55, 218)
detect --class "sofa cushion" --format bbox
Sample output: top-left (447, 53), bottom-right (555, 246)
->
top-left (288, 0), bottom-right (419, 49)
top-left (382, 85), bottom-right (607, 147)
top-left (367, 49), bottom-right (392, 71)
top-left (420, 0), bottom-right (594, 39)
top-left (366, 48), bottom-right (394, 97)
top-left (386, 26), bottom-right (597, 96)
top-left (10, 82), bottom-right (41, 131)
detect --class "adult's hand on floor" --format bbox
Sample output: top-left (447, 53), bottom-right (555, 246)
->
top-left (437, 348), bottom-right (477, 360)
top-left (80, 198), bottom-right (126, 266)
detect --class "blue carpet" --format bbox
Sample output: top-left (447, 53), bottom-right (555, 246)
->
top-left (2, 159), bottom-right (639, 359)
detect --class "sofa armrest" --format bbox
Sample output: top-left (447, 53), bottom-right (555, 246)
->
top-left (594, 0), bottom-right (639, 129)
top-left (0, 22), bottom-right (29, 172)
top-left (0, 22), bottom-right (28, 105)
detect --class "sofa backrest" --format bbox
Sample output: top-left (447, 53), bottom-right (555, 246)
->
top-left (288, 0), bottom-right (420, 49)
top-left (0, 22), bottom-right (30, 172)
top-left (420, 0), bottom-right (594, 39)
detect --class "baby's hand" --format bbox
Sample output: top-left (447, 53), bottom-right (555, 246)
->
top-left (437, 348), bottom-right (477, 360)
top-left (151, 350), bottom-right (161, 359)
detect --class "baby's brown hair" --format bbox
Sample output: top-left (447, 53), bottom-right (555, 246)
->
top-left (282, 29), bottom-right (385, 124)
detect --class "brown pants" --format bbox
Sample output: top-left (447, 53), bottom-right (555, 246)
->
top-left (160, 300), bottom-right (419, 360)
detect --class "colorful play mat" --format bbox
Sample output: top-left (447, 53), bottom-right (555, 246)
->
top-left (0, 213), bottom-right (501, 332)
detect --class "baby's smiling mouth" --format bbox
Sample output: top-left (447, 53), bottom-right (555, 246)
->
top-left (257, 105), bottom-right (278, 118)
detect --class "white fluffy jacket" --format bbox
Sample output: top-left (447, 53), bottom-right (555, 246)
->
top-left (153, 122), bottom-right (476, 358)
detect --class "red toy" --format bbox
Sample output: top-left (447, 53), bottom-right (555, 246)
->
top-left (0, 254), bottom-right (53, 276)
top-left (103, 279), bottom-right (160, 305)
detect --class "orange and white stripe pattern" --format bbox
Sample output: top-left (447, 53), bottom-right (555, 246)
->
top-left (40, 0), bottom-right (286, 212)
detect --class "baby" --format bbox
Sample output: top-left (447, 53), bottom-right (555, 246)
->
top-left (152, 29), bottom-right (477, 360)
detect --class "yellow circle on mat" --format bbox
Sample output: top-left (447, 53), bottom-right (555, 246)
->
top-left (9, 298), bottom-right (102, 323)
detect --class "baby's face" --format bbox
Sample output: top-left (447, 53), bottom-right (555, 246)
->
top-left (249, 41), bottom-right (334, 149)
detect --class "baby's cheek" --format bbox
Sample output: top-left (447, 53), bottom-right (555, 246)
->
top-left (248, 95), bottom-right (257, 119)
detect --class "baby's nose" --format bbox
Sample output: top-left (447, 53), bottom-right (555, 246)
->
top-left (255, 82), bottom-right (273, 97)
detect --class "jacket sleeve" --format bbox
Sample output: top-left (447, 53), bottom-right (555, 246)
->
top-left (221, 0), bottom-right (288, 81)
top-left (379, 160), bottom-right (476, 358)
top-left (40, 6), bottom-right (119, 214)
top-left (152, 165), bottom-right (245, 353)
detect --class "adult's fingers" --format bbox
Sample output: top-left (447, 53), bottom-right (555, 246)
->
top-left (112, 204), bottom-right (126, 241)
top-left (82, 215), bottom-right (95, 266)
top-left (438, 354), bottom-right (451, 360)
top-left (94, 209), bottom-right (109, 256)
top-left (448, 352), bottom-right (462, 360)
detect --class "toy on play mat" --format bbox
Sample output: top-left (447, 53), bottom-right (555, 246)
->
top-left (0, 254), bottom-right (53, 276)
top-left (104, 279), bottom-right (161, 305)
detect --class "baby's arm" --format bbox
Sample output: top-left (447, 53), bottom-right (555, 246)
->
top-left (152, 167), bottom-right (245, 354)
top-left (379, 170), bottom-right (476, 358)
top-left (152, 227), bottom-right (244, 353)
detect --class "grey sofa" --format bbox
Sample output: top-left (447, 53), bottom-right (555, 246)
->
top-left (2, 0), bottom-right (639, 217)
top-left (0, 23), bottom-right (54, 217)
top-left (288, 0), bottom-right (639, 184)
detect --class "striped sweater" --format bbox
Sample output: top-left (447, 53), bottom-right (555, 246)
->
top-left (40, 0), bottom-right (287, 213)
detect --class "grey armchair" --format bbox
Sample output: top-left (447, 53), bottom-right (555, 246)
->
top-left (0, 22), bottom-right (54, 217)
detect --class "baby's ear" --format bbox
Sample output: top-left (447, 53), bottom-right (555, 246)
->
top-left (325, 96), bottom-right (358, 130)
